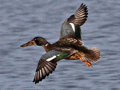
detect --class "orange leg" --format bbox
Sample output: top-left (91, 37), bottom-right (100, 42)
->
top-left (78, 57), bottom-right (92, 67)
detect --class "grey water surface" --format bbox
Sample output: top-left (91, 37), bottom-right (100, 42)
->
top-left (0, 0), bottom-right (120, 90)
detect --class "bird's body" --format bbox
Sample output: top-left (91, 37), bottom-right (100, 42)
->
top-left (20, 3), bottom-right (100, 84)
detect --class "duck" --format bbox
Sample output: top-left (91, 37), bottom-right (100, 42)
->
top-left (20, 3), bottom-right (100, 84)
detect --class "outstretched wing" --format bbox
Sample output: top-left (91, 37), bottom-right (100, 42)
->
top-left (60, 3), bottom-right (88, 40)
top-left (33, 50), bottom-right (70, 84)
top-left (67, 3), bottom-right (88, 26)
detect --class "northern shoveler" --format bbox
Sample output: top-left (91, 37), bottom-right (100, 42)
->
top-left (20, 3), bottom-right (100, 84)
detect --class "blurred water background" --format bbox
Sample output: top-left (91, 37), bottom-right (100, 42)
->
top-left (0, 0), bottom-right (120, 90)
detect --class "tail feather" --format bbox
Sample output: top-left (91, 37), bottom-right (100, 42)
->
top-left (81, 47), bottom-right (100, 63)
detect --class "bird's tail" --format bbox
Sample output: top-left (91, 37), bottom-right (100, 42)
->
top-left (81, 47), bottom-right (100, 63)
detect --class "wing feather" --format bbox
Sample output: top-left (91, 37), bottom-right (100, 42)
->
top-left (67, 3), bottom-right (88, 26)
top-left (33, 50), bottom-right (70, 84)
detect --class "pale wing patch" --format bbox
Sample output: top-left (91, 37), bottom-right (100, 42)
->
top-left (46, 55), bottom-right (56, 61)
top-left (69, 23), bottom-right (75, 32)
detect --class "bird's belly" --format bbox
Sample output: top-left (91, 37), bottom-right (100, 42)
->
top-left (65, 53), bottom-right (79, 60)
top-left (65, 52), bottom-right (84, 60)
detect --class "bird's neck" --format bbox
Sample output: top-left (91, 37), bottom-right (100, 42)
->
top-left (42, 42), bottom-right (52, 52)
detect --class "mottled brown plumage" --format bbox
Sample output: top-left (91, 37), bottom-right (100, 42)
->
top-left (20, 3), bottom-right (100, 84)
